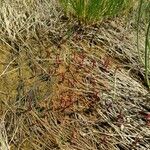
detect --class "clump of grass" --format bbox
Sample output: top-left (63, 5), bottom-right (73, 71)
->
top-left (59, 0), bottom-right (135, 24)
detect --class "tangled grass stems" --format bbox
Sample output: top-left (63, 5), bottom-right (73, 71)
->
top-left (0, 117), bottom-right (10, 150)
top-left (0, 0), bottom-right (150, 149)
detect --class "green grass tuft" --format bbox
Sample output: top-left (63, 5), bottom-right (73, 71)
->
top-left (59, 0), bottom-right (135, 24)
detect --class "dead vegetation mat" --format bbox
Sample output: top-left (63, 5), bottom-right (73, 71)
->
top-left (0, 11), bottom-right (150, 150)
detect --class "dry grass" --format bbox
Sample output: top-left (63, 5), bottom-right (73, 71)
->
top-left (0, 0), bottom-right (150, 150)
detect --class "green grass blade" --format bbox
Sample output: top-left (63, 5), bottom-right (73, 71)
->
top-left (145, 21), bottom-right (150, 88)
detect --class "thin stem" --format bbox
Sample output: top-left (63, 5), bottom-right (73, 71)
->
top-left (137, 0), bottom-right (144, 64)
top-left (145, 21), bottom-right (150, 89)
